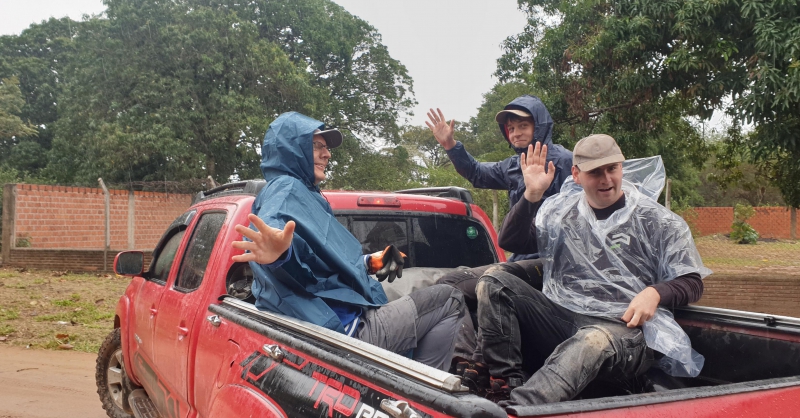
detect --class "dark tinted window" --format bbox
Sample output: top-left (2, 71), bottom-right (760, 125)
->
top-left (175, 212), bottom-right (226, 292)
top-left (347, 215), bottom-right (496, 268)
top-left (150, 230), bottom-right (186, 284)
top-left (351, 219), bottom-right (410, 267)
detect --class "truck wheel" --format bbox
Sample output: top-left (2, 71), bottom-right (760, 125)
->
top-left (96, 328), bottom-right (134, 418)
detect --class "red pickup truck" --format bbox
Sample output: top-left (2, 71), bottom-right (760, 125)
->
top-left (97, 181), bottom-right (800, 418)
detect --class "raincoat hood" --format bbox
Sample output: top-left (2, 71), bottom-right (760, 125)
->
top-left (499, 95), bottom-right (555, 153)
top-left (260, 111), bottom-right (324, 189)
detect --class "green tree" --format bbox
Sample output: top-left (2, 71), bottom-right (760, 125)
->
top-left (498, 0), bottom-right (800, 208)
top-left (325, 135), bottom-right (422, 191)
top-left (0, 18), bottom-right (78, 176)
top-left (234, 0), bottom-right (416, 142)
top-left (2, 0), bottom-right (414, 188)
top-left (48, 0), bottom-right (321, 185)
top-left (0, 77), bottom-right (36, 141)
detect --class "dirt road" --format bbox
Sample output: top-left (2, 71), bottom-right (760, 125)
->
top-left (0, 345), bottom-right (107, 418)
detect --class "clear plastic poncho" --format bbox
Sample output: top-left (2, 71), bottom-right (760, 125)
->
top-left (537, 156), bottom-right (712, 377)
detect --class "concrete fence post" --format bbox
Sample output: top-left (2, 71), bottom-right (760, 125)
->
top-left (98, 178), bottom-right (110, 271)
top-left (128, 190), bottom-right (135, 249)
top-left (1, 184), bottom-right (17, 264)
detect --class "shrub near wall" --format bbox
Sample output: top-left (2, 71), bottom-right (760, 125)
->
top-left (691, 206), bottom-right (797, 239)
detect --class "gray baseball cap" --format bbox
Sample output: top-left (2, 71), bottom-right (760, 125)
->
top-left (313, 128), bottom-right (343, 149)
top-left (495, 108), bottom-right (532, 124)
top-left (572, 134), bottom-right (625, 171)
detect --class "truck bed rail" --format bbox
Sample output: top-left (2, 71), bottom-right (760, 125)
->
top-left (218, 298), bottom-right (468, 392)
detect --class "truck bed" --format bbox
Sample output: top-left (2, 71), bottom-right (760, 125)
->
top-left (206, 299), bottom-right (800, 417)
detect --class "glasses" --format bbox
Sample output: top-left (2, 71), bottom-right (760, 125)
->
top-left (312, 142), bottom-right (330, 152)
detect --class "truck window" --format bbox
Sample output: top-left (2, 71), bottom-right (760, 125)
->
top-left (347, 215), bottom-right (496, 268)
top-left (410, 217), bottom-right (496, 268)
top-left (352, 220), bottom-right (409, 258)
top-left (150, 229), bottom-right (186, 284)
top-left (174, 212), bottom-right (226, 292)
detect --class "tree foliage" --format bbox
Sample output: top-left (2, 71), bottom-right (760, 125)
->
top-left (0, 0), bottom-right (414, 188)
top-left (0, 18), bottom-right (77, 176)
top-left (498, 0), bottom-right (800, 207)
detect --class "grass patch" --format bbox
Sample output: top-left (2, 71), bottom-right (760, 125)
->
top-left (0, 266), bottom-right (129, 352)
top-left (36, 301), bottom-right (114, 324)
top-left (695, 235), bottom-right (800, 274)
top-left (0, 308), bottom-right (19, 321)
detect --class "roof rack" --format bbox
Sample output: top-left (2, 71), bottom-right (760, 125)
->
top-left (393, 187), bottom-right (474, 204)
top-left (192, 180), bottom-right (266, 205)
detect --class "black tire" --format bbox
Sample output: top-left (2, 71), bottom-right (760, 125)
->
top-left (96, 328), bottom-right (135, 418)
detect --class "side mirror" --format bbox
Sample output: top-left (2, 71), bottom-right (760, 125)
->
top-left (114, 251), bottom-right (144, 276)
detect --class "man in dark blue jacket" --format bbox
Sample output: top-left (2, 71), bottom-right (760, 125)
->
top-left (426, 95), bottom-right (573, 374)
top-left (427, 95), bottom-right (572, 235)
top-left (231, 112), bottom-right (465, 370)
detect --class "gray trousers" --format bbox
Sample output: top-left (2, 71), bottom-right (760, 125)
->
top-left (356, 284), bottom-right (465, 371)
top-left (476, 271), bottom-right (653, 406)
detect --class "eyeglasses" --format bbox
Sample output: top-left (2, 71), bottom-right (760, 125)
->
top-left (312, 142), bottom-right (330, 151)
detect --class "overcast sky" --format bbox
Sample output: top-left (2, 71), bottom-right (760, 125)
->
top-left (1, 0), bottom-right (527, 127)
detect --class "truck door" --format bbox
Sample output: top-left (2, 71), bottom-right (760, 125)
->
top-left (131, 216), bottom-right (192, 371)
top-left (151, 211), bottom-right (227, 418)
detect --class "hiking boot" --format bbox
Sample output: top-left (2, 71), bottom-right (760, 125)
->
top-left (462, 364), bottom-right (490, 395)
top-left (455, 360), bottom-right (472, 376)
top-left (487, 376), bottom-right (524, 403)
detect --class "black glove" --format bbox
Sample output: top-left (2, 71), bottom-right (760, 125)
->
top-left (368, 245), bottom-right (406, 283)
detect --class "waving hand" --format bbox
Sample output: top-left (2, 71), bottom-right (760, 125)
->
top-left (521, 142), bottom-right (556, 203)
top-left (425, 108), bottom-right (457, 150)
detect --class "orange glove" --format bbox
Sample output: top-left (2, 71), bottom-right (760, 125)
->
top-left (368, 245), bottom-right (407, 283)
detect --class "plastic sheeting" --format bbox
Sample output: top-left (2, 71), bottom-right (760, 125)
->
top-left (537, 156), bottom-right (712, 377)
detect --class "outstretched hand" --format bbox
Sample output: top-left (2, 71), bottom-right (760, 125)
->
top-left (231, 214), bottom-right (295, 265)
top-left (425, 108), bottom-right (457, 150)
top-left (520, 142), bottom-right (556, 203)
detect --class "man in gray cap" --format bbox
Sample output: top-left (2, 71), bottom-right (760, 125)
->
top-left (474, 135), bottom-right (709, 406)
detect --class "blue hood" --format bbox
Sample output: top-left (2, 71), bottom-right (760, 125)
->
top-left (260, 111), bottom-right (323, 189)
top-left (250, 112), bottom-right (388, 333)
top-left (499, 95), bottom-right (555, 153)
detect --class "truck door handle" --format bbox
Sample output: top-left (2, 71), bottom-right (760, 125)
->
top-left (149, 308), bottom-right (158, 316)
top-left (177, 326), bottom-right (190, 336)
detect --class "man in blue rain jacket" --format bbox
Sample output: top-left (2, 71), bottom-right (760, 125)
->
top-left (426, 96), bottom-right (573, 370)
top-left (231, 111), bottom-right (465, 370)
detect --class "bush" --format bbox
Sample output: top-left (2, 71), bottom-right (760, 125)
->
top-left (730, 204), bottom-right (759, 244)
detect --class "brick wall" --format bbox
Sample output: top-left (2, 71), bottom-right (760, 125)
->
top-left (5, 248), bottom-right (154, 272)
top-left (2, 183), bottom-right (191, 271)
top-left (749, 207), bottom-right (795, 239)
top-left (693, 207), bottom-right (734, 236)
top-left (692, 206), bottom-right (797, 239)
top-left (697, 274), bottom-right (800, 318)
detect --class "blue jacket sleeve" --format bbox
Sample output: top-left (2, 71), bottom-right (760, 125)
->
top-left (446, 141), bottom-right (508, 190)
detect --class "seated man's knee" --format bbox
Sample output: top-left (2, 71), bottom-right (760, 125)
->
top-left (478, 269), bottom-right (532, 297)
top-left (570, 326), bottom-right (617, 367)
top-left (410, 284), bottom-right (464, 317)
top-left (436, 266), bottom-right (482, 287)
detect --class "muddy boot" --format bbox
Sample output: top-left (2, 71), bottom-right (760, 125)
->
top-left (462, 364), bottom-right (490, 395)
top-left (487, 376), bottom-right (524, 403)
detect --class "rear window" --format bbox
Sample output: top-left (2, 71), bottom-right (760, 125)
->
top-left (337, 214), bottom-right (496, 268)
